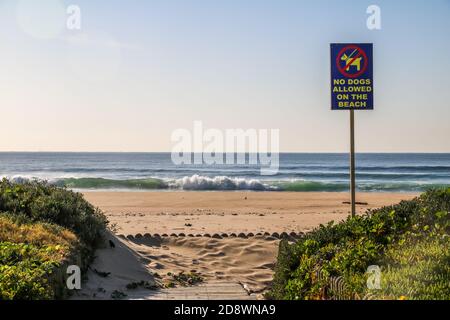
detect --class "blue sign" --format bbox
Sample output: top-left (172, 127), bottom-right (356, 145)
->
top-left (331, 43), bottom-right (373, 110)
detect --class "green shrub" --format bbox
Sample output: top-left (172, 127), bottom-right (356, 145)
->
top-left (0, 214), bottom-right (81, 300)
top-left (377, 234), bottom-right (450, 300)
top-left (0, 242), bottom-right (63, 300)
top-left (270, 188), bottom-right (450, 300)
top-left (0, 214), bottom-right (77, 246)
top-left (0, 179), bottom-right (108, 300)
top-left (0, 179), bottom-right (108, 249)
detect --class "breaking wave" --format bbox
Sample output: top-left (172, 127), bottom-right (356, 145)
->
top-left (169, 175), bottom-right (278, 191)
top-left (6, 175), bottom-right (449, 192)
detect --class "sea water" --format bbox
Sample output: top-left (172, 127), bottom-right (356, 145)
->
top-left (0, 152), bottom-right (449, 192)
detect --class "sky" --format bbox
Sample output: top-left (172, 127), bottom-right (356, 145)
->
top-left (0, 0), bottom-right (449, 152)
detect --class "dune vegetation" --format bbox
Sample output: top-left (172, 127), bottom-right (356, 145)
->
top-left (0, 179), bottom-right (107, 300)
top-left (270, 188), bottom-right (450, 300)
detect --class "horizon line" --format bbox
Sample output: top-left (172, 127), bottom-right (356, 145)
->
top-left (0, 151), bottom-right (450, 154)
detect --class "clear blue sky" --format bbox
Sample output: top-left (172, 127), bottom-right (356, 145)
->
top-left (0, 0), bottom-right (449, 152)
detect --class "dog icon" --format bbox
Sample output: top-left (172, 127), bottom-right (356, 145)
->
top-left (341, 51), bottom-right (362, 72)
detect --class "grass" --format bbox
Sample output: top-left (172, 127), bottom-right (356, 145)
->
top-left (269, 188), bottom-right (450, 300)
top-left (0, 179), bottom-right (108, 300)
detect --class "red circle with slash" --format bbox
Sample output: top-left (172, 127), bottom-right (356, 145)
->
top-left (336, 45), bottom-right (368, 78)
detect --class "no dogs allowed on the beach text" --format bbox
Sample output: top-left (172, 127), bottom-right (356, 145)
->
top-left (330, 43), bottom-right (374, 110)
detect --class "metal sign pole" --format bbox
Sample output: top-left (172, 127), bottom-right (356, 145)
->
top-left (350, 109), bottom-right (356, 217)
top-left (331, 43), bottom-right (373, 217)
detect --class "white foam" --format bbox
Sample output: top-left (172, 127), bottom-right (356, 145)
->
top-left (169, 175), bottom-right (278, 191)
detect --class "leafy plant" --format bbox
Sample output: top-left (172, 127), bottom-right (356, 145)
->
top-left (0, 178), bottom-right (108, 249)
top-left (0, 241), bottom-right (67, 300)
top-left (164, 271), bottom-right (204, 288)
top-left (0, 179), bottom-right (108, 300)
top-left (270, 188), bottom-right (450, 300)
top-left (111, 290), bottom-right (127, 299)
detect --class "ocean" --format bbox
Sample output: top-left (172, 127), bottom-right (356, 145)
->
top-left (0, 153), bottom-right (449, 192)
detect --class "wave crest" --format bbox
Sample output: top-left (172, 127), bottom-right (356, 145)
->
top-left (171, 175), bottom-right (277, 191)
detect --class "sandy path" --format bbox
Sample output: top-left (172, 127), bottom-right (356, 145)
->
top-left (126, 235), bottom-right (279, 293)
top-left (73, 233), bottom-right (275, 299)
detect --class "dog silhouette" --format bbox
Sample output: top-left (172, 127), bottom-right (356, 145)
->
top-left (341, 53), bottom-right (362, 72)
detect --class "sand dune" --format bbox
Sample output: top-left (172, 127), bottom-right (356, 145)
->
top-left (71, 232), bottom-right (158, 300)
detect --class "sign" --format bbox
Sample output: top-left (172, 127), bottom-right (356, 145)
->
top-left (331, 43), bottom-right (373, 110)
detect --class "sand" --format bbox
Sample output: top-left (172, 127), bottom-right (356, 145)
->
top-left (83, 191), bottom-right (417, 235)
top-left (72, 232), bottom-right (272, 299)
top-left (127, 235), bottom-right (279, 294)
top-left (76, 191), bottom-right (417, 299)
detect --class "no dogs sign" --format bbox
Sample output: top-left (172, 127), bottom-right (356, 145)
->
top-left (331, 43), bottom-right (373, 110)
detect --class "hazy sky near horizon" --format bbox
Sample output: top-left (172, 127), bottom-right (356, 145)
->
top-left (0, 0), bottom-right (449, 152)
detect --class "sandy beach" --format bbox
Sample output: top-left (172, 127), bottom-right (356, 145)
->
top-left (84, 191), bottom-right (417, 235)
top-left (72, 191), bottom-right (418, 298)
